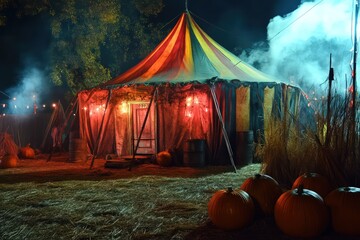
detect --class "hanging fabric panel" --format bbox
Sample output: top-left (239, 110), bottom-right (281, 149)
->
top-left (263, 86), bottom-right (275, 136)
top-left (235, 86), bottom-right (250, 132)
top-left (78, 90), bottom-right (115, 155)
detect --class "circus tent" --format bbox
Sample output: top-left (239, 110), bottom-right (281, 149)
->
top-left (76, 11), bottom-right (300, 168)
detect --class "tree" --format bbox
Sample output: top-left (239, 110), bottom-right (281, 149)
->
top-left (0, 0), bottom-right (164, 94)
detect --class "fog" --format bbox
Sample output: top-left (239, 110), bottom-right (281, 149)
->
top-left (240, 0), bottom-right (356, 94)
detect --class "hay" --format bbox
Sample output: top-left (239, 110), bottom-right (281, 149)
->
top-left (257, 93), bottom-right (360, 188)
top-left (0, 164), bottom-right (260, 240)
top-left (0, 133), bottom-right (18, 157)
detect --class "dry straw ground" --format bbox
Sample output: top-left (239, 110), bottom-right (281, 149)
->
top-left (0, 156), bottom-right (256, 240)
top-left (0, 156), bottom-right (356, 240)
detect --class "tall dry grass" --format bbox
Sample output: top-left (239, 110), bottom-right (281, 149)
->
top-left (256, 93), bottom-right (360, 188)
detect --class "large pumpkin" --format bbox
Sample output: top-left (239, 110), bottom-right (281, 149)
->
top-left (208, 187), bottom-right (254, 230)
top-left (292, 172), bottom-right (333, 199)
top-left (156, 151), bottom-right (172, 167)
top-left (19, 144), bottom-right (35, 159)
top-left (274, 185), bottom-right (329, 238)
top-left (240, 173), bottom-right (282, 216)
top-left (0, 154), bottom-right (18, 168)
top-left (325, 187), bottom-right (360, 236)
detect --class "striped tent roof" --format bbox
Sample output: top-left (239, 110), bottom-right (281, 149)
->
top-left (102, 12), bottom-right (281, 88)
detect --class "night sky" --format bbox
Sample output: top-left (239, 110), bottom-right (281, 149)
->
top-left (0, 0), bottom-right (302, 92)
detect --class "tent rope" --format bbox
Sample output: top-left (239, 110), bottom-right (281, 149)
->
top-left (209, 84), bottom-right (237, 172)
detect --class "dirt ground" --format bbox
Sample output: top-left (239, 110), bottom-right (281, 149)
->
top-left (0, 152), bottom-right (234, 184)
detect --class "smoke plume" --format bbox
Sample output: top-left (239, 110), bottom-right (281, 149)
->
top-left (7, 67), bottom-right (45, 114)
top-left (240, 0), bottom-right (355, 94)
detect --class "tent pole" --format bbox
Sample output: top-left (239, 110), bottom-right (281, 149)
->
top-left (130, 87), bottom-right (158, 166)
top-left (209, 84), bottom-right (237, 172)
top-left (90, 89), bottom-right (112, 169)
top-left (41, 100), bottom-right (60, 150)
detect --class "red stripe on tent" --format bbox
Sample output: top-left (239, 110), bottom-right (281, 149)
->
top-left (106, 14), bottom-right (187, 85)
top-left (149, 15), bottom-right (188, 81)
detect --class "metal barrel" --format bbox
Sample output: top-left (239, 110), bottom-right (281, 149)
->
top-left (235, 131), bottom-right (254, 166)
top-left (183, 139), bottom-right (206, 167)
top-left (68, 132), bottom-right (87, 162)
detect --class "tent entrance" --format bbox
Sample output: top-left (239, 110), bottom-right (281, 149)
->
top-left (130, 102), bottom-right (156, 155)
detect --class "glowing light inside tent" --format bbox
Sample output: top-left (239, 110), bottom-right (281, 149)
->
top-left (185, 109), bottom-right (193, 118)
top-left (184, 93), bottom-right (208, 118)
top-left (2, 104), bottom-right (5, 108)
top-left (194, 96), bottom-right (199, 105)
top-left (52, 103), bottom-right (57, 108)
top-left (186, 96), bottom-right (193, 107)
top-left (26, 105), bottom-right (29, 109)
top-left (120, 102), bottom-right (128, 114)
top-left (83, 107), bottom-right (87, 111)
top-left (42, 104), bottom-right (46, 108)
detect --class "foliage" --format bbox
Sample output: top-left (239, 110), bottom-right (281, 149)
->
top-left (0, 0), bottom-right (165, 94)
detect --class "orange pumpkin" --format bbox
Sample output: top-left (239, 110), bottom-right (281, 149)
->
top-left (156, 151), bottom-right (172, 167)
top-left (292, 172), bottom-right (333, 199)
top-left (0, 154), bottom-right (18, 168)
top-left (208, 187), bottom-right (254, 230)
top-left (240, 173), bottom-right (283, 216)
top-left (274, 185), bottom-right (330, 238)
top-left (20, 144), bottom-right (35, 159)
top-left (325, 187), bottom-right (360, 236)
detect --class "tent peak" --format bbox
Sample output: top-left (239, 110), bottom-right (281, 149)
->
top-left (185, 0), bottom-right (189, 13)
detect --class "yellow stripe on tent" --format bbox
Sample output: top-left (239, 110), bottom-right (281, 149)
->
top-left (263, 86), bottom-right (275, 133)
top-left (236, 86), bottom-right (250, 131)
top-left (188, 15), bottom-right (236, 78)
top-left (191, 17), bottom-right (275, 82)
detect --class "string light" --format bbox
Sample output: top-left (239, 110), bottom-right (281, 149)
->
top-left (120, 102), bottom-right (128, 114)
top-left (194, 96), bottom-right (199, 105)
top-left (186, 96), bottom-right (193, 107)
top-left (184, 93), bottom-right (209, 118)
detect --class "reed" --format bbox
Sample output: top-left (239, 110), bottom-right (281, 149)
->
top-left (257, 92), bottom-right (360, 188)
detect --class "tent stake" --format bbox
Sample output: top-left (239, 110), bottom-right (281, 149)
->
top-left (90, 89), bottom-right (112, 169)
top-left (209, 84), bottom-right (237, 172)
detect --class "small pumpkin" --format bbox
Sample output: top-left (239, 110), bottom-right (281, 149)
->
top-left (0, 154), bottom-right (18, 168)
top-left (240, 173), bottom-right (282, 216)
top-left (325, 187), bottom-right (360, 236)
top-left (208, 187), bottom-right (254, 230)
top-left (19, 144), bottom-right (35, 159)
top-left (292, 172), bottom-right (333, 199)
top-left (274, 185), bottom-right (329, 238)
top-left (156, 150), bottom-right (172, 167)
